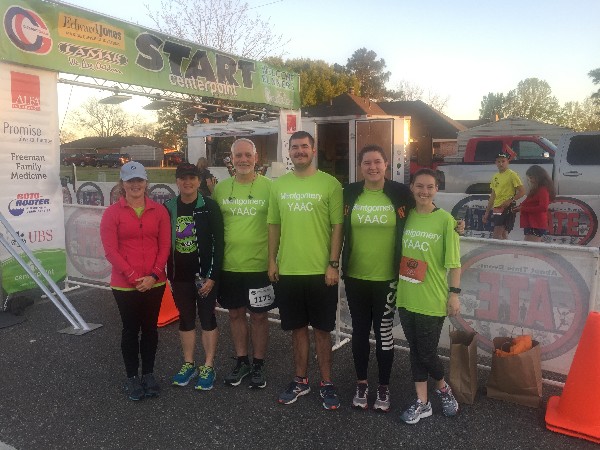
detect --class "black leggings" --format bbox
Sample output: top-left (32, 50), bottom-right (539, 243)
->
top-left (171, 280), bottom-right (218, 332)
top-left (398, 307), bottom-right (445, 382)
top-left (345, 277), bottom-right (396, 385)
top-left (112, 285), bottom-right (165, 378)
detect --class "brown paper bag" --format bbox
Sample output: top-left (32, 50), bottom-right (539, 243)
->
top-left (486, 336), bottom-right (542, 408)
top-left (448, 329), bottom-right (478, 404)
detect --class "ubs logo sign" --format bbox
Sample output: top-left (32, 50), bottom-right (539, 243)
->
top-left (451, 195), bottom-right (598, 245)
top-left (4, 6), bottom-right (52, 54)
top-left (451, 246), bottom-right (589, 360)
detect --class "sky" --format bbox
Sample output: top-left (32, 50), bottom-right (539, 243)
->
top-left (58, 0), bottom-right (600, 122)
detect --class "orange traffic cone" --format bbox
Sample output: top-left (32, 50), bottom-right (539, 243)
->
top-left (157, 281), bottom-right (179, 327)
top-left (545, 311), bottom-right (600, 443)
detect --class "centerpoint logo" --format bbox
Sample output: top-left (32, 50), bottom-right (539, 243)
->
top-left (4, 6), bottom-right (52, 54)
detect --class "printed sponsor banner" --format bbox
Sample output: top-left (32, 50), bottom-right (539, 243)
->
top-left (383, 238), bottom-right (599, 375)
top-left (0, 0), bottom-right (300, 109)
top-left (279, 109), bottom-right (301, 172)
top-left (63, 204), bottom-right (110, 283)
top-left (435, 193), bottom-right (600, 247)
top-left (0, 62), bottom-right (66, 293)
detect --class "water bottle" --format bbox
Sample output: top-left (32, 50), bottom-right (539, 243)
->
top-left (194, 273), bottom-right (206, 290)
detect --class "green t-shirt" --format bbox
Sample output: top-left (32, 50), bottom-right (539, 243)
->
top-left (396, 208), bottom-right (461, 317)
top-left (213, 175), bottom-right (271, 272)
top-left (490, 169), bottom-right (522, 207)
top-left (267, 170), bottom-right (343, 275)
top-left (347, 189), bottom-right (396, 281)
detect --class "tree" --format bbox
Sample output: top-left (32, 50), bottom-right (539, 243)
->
top-left (133, 121), bottom-right (158, 139)
top-left (387, 80), bottom-right (424, 101)
top-left (385, 80), bottom-right (449, 113)
top-left (154, 102), bottom-right (191, 150)
top-left (479, 92), bottom-right (506, 120)
top-left (345, 48), bottom-right (391, 100)
top-left (589, 68), bottom-right (600, 105)
top-left (146, 0), bottom-right (287, 59)
top-left (557, 97), bottom-right (600, 131)
top-left (65, 97), bottom-right (134, 137)
top-left (502, 78), bottom-right (560, 123)
top-left (265, 57), bottom-right (359, 107)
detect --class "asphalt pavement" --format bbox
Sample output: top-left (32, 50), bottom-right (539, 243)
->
top-left (0, 286), bottom-right (596, 450)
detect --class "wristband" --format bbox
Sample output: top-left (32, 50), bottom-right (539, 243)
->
top-left (449, 287), bottom-right (461, 294)
top-left (149, 273), bottom-right (159, 281)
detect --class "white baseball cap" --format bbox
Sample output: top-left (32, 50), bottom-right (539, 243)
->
top-left (120, 161), bottom-right (148, 181)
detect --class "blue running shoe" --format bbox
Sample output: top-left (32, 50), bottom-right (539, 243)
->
top-left (320, 381), bottom-right (340, 410)
top-left (400, 399), bottom-right (432, 424)
top-left (172, 362), bottom-right (197, 386)
top-left (278, 377), bottom-right (310, 404)
top-left (195, 365), bottom-right (216, 390)
top-left (124, 376), bottom-right (144, 401)
top-left (141, 373), bottom-right (160, 398)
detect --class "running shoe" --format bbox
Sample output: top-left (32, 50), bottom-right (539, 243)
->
top-left (141, 373), bottom-right (160, 398)
top-left (195, 365), bottom-right (216, 390)
top-left (248, 363), bottom-right (267, 389)
top-left (124, 376), bottom-right (144, 401)
top-left (400, 399), bottom-right (432, 424)
top-left (435, 383), bottom-right (459, 417)
top-left (320, 381), bottom-right (340, 410)
top-left (373, 385), bottom-right (391, 412)
top-left (352, 383), bottom-right (369, 410)
top-left (278, 377), bottom-right (310, 404)
top-left (223, 359), bottom-right (251, 386)
top-left (172, 362), bottom-right (197, 386)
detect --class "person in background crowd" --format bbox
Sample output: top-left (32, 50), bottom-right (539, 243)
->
top-left (213, 138), bottom-right (276, 389)
top-left (513, 164), bottom-right (555, 242)
top-left (100, 161), bottom-right (170, 401)
top-left (342, 145), bottom-right (414, 412)
top-left (196, 157), bottom-right (217, 197)
top-left (482, 151), bottom-right (525, 239)
top-left (396, 168), bottom-right (461, 424)
top-left (268, 131), bottom-right (344, 410)
top-left (165, 163), bottom-right (224, 391)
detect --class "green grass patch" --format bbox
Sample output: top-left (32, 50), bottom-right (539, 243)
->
top-left (60, 166), bottom-right (177, 183)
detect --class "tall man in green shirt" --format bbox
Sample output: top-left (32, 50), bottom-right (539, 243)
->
top-left (213, 138), bottom-right (275, 389)
top-left (268, 131), bottom-right (344, 410)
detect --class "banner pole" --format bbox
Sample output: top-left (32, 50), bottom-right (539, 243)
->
top-left (0, 213), bottom-right (92, 331)
top-left (0, 233), bottom-right (80, 329)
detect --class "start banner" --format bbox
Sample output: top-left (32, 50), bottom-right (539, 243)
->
top-left (0, 0), bottom-right (300, 109)
top-left (0, 61), bottom-right (66, 293)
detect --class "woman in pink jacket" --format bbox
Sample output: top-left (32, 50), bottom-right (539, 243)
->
top-left (100, 162), bottom-right (171, 401)
top-left (514, 165), bottom-right (555, 242)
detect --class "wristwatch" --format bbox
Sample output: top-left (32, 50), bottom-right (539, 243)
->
top-left (449, 287), bottom-right (461, 294)
top-left (329, 261), bottom-right (339, 269)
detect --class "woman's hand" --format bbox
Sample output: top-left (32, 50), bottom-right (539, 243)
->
top-left (447, 293), bottom-right (460, 316)
top-left (135, 276), bottom-right (156, 292)
top-left (198, 278), bottom-right (215, 298)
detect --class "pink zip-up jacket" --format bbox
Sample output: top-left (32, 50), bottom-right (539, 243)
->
top-left (100, 196), bottom-right (171, 289)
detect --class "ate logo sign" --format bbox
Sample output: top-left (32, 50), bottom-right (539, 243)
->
top-left (451, 246), bottom-right (589, 361)
top-left (11, 71), bottom-right (41, 111)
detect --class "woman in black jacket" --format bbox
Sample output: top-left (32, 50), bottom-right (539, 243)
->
top-left (342, 145), bottom-right (414, 412)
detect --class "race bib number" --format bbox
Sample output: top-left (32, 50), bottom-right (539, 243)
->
top-left (399, 256), bottom-right (427, 284)
top-left (249, 285), bottom-right (275, 308)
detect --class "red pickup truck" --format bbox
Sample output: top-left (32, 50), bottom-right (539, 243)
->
top-left (410, 135), bottom-right (556, 175)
